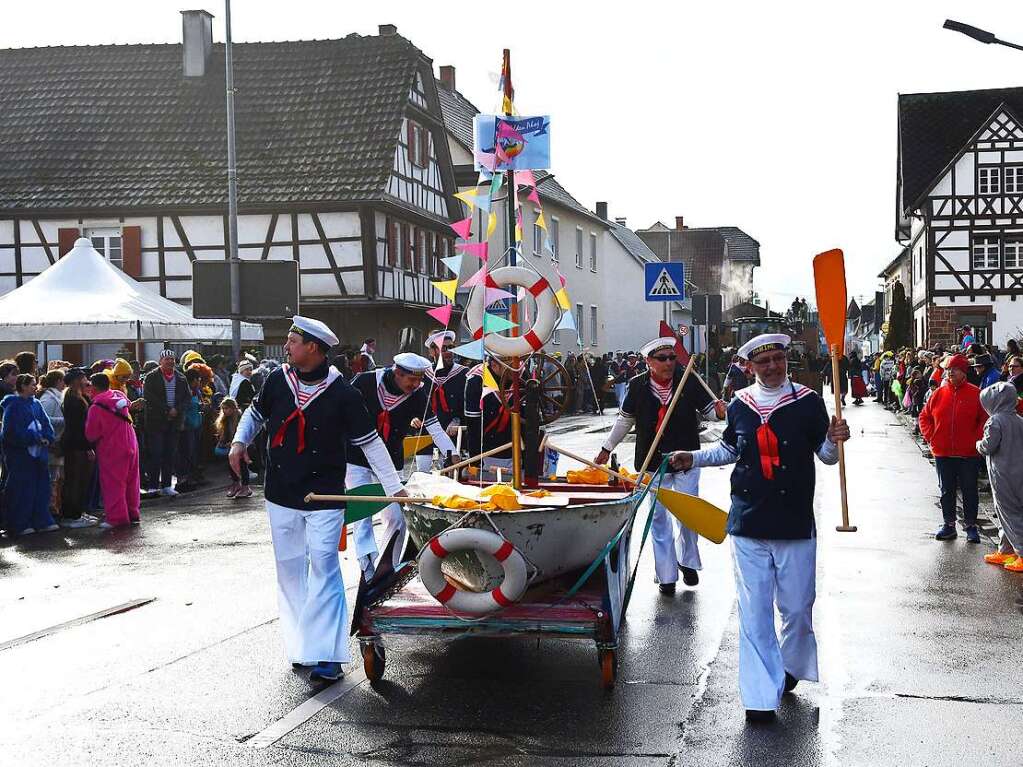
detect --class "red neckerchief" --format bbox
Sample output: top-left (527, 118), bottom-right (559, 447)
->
top-left (735, 382), bottom-right (813, 481)
top-left (375, 369), bottom-right (415, 442)
top-left (649, 374), bottom-right (673, 433)
top-left (426, 363), bottom-right (464, 415)
top-left (271, 365), bottom-right (336, 453)
top-left (162, 369), bottom-right (174, 381)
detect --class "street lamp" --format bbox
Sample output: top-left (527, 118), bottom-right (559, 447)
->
top-left (943, 19), bottom-right (1023, 52)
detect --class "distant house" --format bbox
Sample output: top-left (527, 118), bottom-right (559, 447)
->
top-left (0, 20), bottom-right (460, 361)
top-left (896, 86), bottom-right (1023, 349)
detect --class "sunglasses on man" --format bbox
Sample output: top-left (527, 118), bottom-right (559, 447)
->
top-left (649, 354), bottom-right (677, 362)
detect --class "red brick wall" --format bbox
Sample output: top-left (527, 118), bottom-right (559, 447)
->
top-left (926, 306), bottom-right (957, 349)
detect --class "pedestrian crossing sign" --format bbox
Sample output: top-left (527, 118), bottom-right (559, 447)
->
top-left (644, 262), bottom-right (685, 302)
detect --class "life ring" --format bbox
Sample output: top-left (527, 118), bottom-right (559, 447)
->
top-left (466, 266), bottom-right (560, 357)
top-left (418, 528), bottom-right (528, 615)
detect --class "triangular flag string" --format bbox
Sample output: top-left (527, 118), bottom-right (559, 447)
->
top-left (452, 339), bottom-right (485, 360)
top-left (450, 218), bottom-right (472, 240)
top-left (431, 279), bottom-right (459, 301)
top-left (441, 254), bottom-right (463, 275)
top-left (483, 313), bottom-right (518, 333)
top-left (426, 304), bottom-right (453, 326)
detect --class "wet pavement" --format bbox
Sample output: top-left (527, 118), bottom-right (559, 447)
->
top-left (2, 403), bottom-right (1022, 765)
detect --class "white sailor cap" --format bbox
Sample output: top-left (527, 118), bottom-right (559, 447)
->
top-left (640, 337), bottom-right (678, 358)
top-left (289, 315), bottom-right (338, 348)
top-left (738, 333), bottom-right (791, 361)
top-left (425, 330), bottom-right (456, 349)
top-left (393, 352), bottom-right (432, 374)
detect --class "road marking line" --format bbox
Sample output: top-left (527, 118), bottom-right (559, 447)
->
top-left (247, 667), bottom-right (368, 749)
top-left (0, 597), bottom-right (157, 652)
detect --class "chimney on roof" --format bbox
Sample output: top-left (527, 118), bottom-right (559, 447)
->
top-left (378, 23), bottom-right (397, 36)
top-left (595, 201), bottom-right (608, 220)
top-left (181, 10), bottom-right (214, 78)
top-left (615, 216), bottom-right (627, 227)
top-left (675, 216), bottom-right (686, 231)
top-left (439, 65), bottom-right (456, 90)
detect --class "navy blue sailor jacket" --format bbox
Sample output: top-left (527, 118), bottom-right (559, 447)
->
top-left (692, 381), bottom-right (836, 540)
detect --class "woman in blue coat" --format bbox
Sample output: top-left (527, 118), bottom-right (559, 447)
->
top-left (1, 374), bottom-right (57, 536)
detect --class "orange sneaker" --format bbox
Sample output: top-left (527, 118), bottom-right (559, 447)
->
top-left (984, 552), bottom-right (1017, 565)
top-left (1004, 557), bottom-right (1023, 573)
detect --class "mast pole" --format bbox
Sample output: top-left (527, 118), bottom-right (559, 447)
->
top-left (502, 48), bottom-right (523, 489)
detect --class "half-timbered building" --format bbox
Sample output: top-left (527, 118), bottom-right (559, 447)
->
top-left (897, 87), bottom-right (1023, 348)
top-left (0, 20), bottom-right (459, 362)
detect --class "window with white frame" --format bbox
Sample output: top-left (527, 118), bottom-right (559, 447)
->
top-left (575, 227), bottom-right (583, 268)
top-left (550, 217), bottom-right (560, 261)
top-left (86, 227), bottom-right (122, 270)
top-left (972, 235), bottom-right (999, 270)
top-left (978, 166), bottom-right (1001, 194)
top-left (1005, 236), bottom-right (1023, 269)
top-left (532, 209), bottom-right (543, 256)
top-left (575, 303), bottom-right (584, 344)
top-left (1006, 166), bottom-right (1023, 194)
top-left (589, 233), bottom-right (598, 272)
top-left (590, 305), bottom-right (598, 344)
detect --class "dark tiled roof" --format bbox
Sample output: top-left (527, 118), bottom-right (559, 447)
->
top-left (898, 86), bottom-right (1023, 214)
top-left (608, 222), bottom-right (658, 265)
top-left (0, 34), bottom-right (424, 212)
top-left (637, 228), bottom-right (724, 295)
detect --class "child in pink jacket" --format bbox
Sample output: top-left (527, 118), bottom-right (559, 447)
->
top-left (84, 373), bottom-right (140, 528)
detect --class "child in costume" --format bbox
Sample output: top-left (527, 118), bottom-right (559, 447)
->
top-left (1, 374), bottom-right (58, 536)
top-left (84, 373), bottom-right (140, 529)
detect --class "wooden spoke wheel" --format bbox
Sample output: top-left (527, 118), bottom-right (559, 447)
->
top-left (496, 353), bottom-right (572, 425)
top-left (361, 641), bottom-right (386, 683)
top-left (598, 648), bottom-right (618, 690)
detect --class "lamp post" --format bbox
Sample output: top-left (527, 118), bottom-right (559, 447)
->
top-left (943, 19), bottom-right (1023, 52)
top-left (225, 0), bottom-right (241, 359)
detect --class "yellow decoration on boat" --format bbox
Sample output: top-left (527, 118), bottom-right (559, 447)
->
top-left (479, 484), bottom-right (517, 498)
top-left (566, 466), bottom-right (613, 485)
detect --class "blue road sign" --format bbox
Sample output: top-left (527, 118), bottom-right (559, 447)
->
top-left (644, 262), bottom-right (685, 302)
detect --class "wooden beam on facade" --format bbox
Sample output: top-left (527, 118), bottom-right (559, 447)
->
top-left (359, 206), bottom-right (378, 299)
top-left (31, 219), bottom-right (54, 265)
top-left (260, 213), bottom-right (278, 260)
top-left (13, 217), bottom-right (22, 287)
top-left (171, 216), bottom-right (197, 262)
top-left (310, 212), bottom-right (347, 296)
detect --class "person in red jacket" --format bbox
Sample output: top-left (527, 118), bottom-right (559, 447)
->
top-left (918, 354), bottom-right (988, 542)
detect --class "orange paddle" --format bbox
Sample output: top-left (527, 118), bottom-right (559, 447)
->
top-left (813, 248), bottom-right (857, 533)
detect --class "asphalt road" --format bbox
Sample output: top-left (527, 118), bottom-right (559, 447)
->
top-left (2, 402), bottom-right (1021, 766)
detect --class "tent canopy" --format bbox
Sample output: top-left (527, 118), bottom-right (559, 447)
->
top-left (0, 238), bottom-right (263, 343)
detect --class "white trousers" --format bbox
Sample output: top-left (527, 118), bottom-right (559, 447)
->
top-left (266, 501), bottom-right (350, 664)
top-left (347, 463), bottom-right (405, 571)
top-left (731, 535), bottom-right (818, 711)
top-left (651, 469), bottom-right (702, 583)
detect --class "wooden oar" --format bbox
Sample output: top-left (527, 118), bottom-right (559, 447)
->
top-left (304, 492), bottom-right (568, 508)
top-left (813, 248), bottom-right (857, 533)
top-left (635, 354), bottom-right (697, 481)
top-left (436, 442), bottom-right (514, 475)
top-left (546, 443), bottom-right (727, 544)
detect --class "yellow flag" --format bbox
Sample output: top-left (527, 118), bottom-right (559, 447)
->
top-left (432, 279), bottom-right (459, 301)
top-left (454, 188), bottom-right (480, 210)
top-left (536, 212), bottom-right (547, 231)
top-left (482, 364), bottom-right (499, 391)
top-left (515, 223), bottom-right (523, 242)
top-left (555, 287), bottom-right (571, 310)
top-left (487, 211), bottom-right (497, 238)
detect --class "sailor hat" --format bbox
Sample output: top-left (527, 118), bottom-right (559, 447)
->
top-left (425, 330), bottom-right (456, 349)
top-left (640, 337), bottom-right (678, 358)
top-left (394, 352), bottom-right (432, 374)
top-left (738, 333), bottom-right (791, 361)
top-left (289, 315), bottom-right (338, 348)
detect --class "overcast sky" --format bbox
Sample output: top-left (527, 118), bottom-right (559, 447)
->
top-left (5, 1), bottom-right (1023, 309)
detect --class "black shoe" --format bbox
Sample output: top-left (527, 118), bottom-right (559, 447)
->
top-left (966, 525), bottom-right (981, 544)
top-left (784, 671), bottom-right (798, 693)
top-left (935, 524), bottom-right (958, 541)
top-left (745, 709), bottom-right (776, 723)
top-left (658, 582), bottom-right (676, 595)
top-left (680, 566), bottom-right (699, 586)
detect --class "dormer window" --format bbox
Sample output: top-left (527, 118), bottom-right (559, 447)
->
top-left (407, 120), bottom-right (430, 169)
top-left (978, 166), bottom-right (1001, 194)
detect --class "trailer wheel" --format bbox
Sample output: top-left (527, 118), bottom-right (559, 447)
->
top-left (599, 649), bottom-right (617, 690)
top-left (362, 642), bottom-right (386, 683)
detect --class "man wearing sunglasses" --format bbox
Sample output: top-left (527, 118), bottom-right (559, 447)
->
top-left (594, 336), bottom-right (726, 594)
top-left (668, 333), bottom-right (850, 722)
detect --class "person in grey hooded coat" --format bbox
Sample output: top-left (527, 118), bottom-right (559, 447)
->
top-left (977, 381), bottom-right (1023, 567)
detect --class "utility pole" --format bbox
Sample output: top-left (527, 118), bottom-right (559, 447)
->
top-left (225, 0), bottom-right (241, 359)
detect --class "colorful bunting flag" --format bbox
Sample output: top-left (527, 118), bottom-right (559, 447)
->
top-left (554, 287), bottom-right (571, 310)
top-left (515, 170), bottom-right (537, 189)
top-left (426, 304), bottom-right (454, 326)
top-left (490, 172), bottom-right (504, 199)
top-left (487, 211), bottom-right (497, 238)
top-left (496, 120), bottom-right (525, 143)
top-left (431, 279), bottom-right (459, 301)
top-left (556, 310), bottom-right (576, 331)
top-left (452, 339), bottom-right (485, 360)
top-left (451, 218), bottom-right (472, 240)
top-left (455, 242), bottom-right (489, 261)
top-left (536, 212), bottom-right (547, 231)
top-left (454, 189), bottom-right (482, 210)
top-left (484, 287), bottom-right (515, 304)
top-left (462, 266), bottom-right (490, 289)
top-left (483, 313), bottom-right (517, 332)
top-left (441, 254), bottom-right (463, 275)
top-left (554, 264), bottom-right (568, 288)
top-left (527, 187), bottom-right (541, 205)
top-left (482, 364), bottom-right (500, 391)
top-left (475, 150), bottom-right (498, 172)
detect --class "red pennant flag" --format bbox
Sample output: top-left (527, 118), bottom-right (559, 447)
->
top-left (660, 320), bottom-right (690, 365)
top-left (450, 218), bottom-right (472, 239)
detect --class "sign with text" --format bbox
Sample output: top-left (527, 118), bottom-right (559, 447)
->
top-left (473, 114), bottom-right (551, 171)
top-left (644, 262), bottom-right (685, 302)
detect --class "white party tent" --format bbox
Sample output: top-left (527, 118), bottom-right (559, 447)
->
top-left (0, 238), bottom-right (263, 343)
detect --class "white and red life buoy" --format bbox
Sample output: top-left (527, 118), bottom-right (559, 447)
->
top-left (466, 266), bottom-right (560, 357)
top-left (418, 528), bottom-right (528, 615)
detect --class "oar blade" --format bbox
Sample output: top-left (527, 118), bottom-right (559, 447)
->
top-left (812, 248), bottom-right (847, 353)
top-left (344, 483), bottom-right (389, 523)
top-left (403, 435), bottom-right (434, 459)
top-left (657, 487), bottom-right (728, 544)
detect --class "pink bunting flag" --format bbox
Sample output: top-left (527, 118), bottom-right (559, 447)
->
top-left (474, 149), bottom-right (498, 172)
top-left (527, 187), bottom-right (541, 205)
top-left (462, 266), bottom-right (489, 288)
top-left (515, 170), bottom-right (537, 189)
top-left (496, 120), bottom-right (525, 143)
top-left (555, 265), bottom-right (567, 288)
top-left (426, 304), bottom-right (453, 326)
top-left (450, 217), bottom-right (473, 240)
top-left (485, 287), bottom-right (515, 304)
top-left (494, 143), bottom-right (511, 165)
top-left (456, 241), bottom-right (490, 261)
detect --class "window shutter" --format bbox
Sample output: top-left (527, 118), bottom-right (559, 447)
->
top-left (121, 226), bottom-right (142, 277)
top-left (419, 127), bottom-right (430, 168)
top-left (58, 227), bottom-right (80, 257)
top-left (402, 223), bottom-right (412, 270)
top-left (406, 121), bottom-right (416, 165)
top-left (386, 219), bottom-right (397, 266)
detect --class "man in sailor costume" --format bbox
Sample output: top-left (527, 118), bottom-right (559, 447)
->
top-left (669, 334), bottom-right (850, 722)
top-left (348, 352), bottom-right (456, 579)
top-left (464, 356), bottom-right (515, 471)
top-left (595, 336), bottom-right (726, 593)
top-left (230, 316), bottom-right (405, 682)
top-left (413, 330), bottom-right (467, 472)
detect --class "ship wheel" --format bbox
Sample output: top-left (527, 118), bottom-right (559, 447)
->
top-left (495, 352), bottom-right (572, 425)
